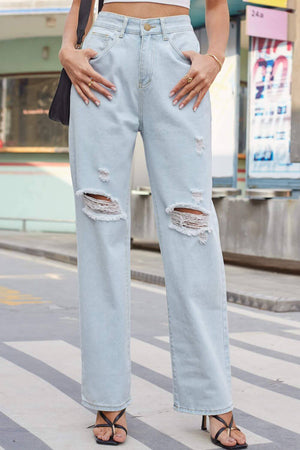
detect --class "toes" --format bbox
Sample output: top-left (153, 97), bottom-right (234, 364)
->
top-left (99, 430), bottom-right (111, 441)
top-left (103, 430), bottom-right (113, 441)
top-left (94, 430), bottom-right (110, 441)
top-left (113, 432), bottom-right (126, 443)
top-left (95, 433), bottom-right (105, 440)
top-left (232, 430), bottom-right (247, 445)
top-left (220, 436), bottom-right (237, 447)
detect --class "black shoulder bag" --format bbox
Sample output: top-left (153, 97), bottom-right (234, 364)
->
top-left (48, 0), bottom-right (103, 126)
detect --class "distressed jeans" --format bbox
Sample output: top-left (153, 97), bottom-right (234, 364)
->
top-left (68, 11), bottom-right (233, 415)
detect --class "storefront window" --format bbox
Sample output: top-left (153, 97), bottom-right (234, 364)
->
top-left (0, 75), bottom-right (68, 150)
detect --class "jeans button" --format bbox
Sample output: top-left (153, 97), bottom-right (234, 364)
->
top-left (144, 23), bottom-right (151, 31)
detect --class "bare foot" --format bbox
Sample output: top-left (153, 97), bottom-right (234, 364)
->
top-left (93, 409), bottom-right (127, 443)
top-left (209, 411), bottom-right (247, 447)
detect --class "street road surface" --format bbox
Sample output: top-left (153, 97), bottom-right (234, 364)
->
top-left (0, 248), bottom-right (300, 449)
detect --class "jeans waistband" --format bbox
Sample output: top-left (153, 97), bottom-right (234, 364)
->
top-left (94, 11), bottom-right (193, 38)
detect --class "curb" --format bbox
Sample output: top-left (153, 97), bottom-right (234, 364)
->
top-left (226, 291), bottom-right (300, 313)
top-left (1, 241), bottom-right (299, 313)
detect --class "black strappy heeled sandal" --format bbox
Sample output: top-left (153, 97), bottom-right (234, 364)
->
top-left (201, 413), bottom-right (248, 449)
top-left (87, 408), bottom-right (127, 446)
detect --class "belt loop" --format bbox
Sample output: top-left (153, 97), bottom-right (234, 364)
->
top-left (160, 17), bottom-right (168, 41)
top-left (119, 16), bottom-right (128, 38)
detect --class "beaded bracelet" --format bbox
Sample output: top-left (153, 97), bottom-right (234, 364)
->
top-left (206, 53), bottom-right (223, 71)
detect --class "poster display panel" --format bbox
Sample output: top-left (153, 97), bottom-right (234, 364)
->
top-left (248, 36), bottom-right (300, 179)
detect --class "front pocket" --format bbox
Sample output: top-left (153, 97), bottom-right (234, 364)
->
top-left (167, 30), bottom-right (200, 64)
top-left (82, 26), bottom-right (120, 62)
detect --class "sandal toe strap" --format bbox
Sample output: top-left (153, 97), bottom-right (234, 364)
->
top-left (212, 413), bottom-right (236, 440)
top-left (115, 424), bottom-right (128, 435)
top-left (214, 426), bottom-right (228, 441)
top-left (87, 409), bottom-right (127, 436)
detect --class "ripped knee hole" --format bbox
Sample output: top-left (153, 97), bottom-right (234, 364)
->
top-left (76, 190), bottom-right (127, 221)
top-left (166, 204), bottom-right (212, 244)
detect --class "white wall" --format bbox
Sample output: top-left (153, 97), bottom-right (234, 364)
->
top-left (0, 1), bottom-right (72, 10)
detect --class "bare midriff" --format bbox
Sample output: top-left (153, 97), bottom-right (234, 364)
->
top-left (101, 2), bottom-right (189, 18)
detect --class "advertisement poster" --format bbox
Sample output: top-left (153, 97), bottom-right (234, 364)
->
top-left (248, 36), bottom-right (300, 178)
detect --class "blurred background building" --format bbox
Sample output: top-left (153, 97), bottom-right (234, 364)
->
top-left (0, 0), bottom-right (299, 272)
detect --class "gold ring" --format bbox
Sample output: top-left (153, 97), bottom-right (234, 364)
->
top-left (88, 78), bottom-right (94, 87)
top-left (184, 74), bottom-right (193, 83)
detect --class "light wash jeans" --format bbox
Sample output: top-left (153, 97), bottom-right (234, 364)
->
top-left (69, 11), bottom-right (233, 415)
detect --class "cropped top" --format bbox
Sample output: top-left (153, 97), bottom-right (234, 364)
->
top-left (103, 0), bottom-right (190, 9)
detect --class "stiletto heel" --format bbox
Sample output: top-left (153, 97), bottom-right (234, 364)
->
top-left (87, 408), bottom-right (127, 446)
top-left (201, 415), bottom-right (207, 430)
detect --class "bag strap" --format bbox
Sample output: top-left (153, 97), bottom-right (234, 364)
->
top-left (76, 0), bottom-right (104, 48)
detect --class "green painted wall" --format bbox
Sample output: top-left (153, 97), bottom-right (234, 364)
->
top-left (0, 37), bottom-right (62, 74)
top-left (190, 0), bottom-right (246, 28)
top-left (0, 153), bottom-right (76, 232)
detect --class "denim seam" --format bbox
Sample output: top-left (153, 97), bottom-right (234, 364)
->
top-left (93, 25), bottom-right (192, 35)
top-left (88, 33), bottom-right (120, 64)
top-left (167, 31), bottom-right (200, 64)
top-left (125, 172), bottom-right (131, 400)
top-left (138, 87), bottom-right (143, 132)
top-left (139, 34), bottom-right (144, 88)
top-left (93, 23), bottom-right (120, 31)
top-left (220, 249), bottom-right (233, 394)
top-left (143, 177), bottom-right (179, 405)
top-left (81, 397), bottom-right (132, 409)
top-left (214, 206), bottom-right (232, 399)
top-left (68, 91), bottom-right (79, 192)
top-left (138, 52), bottom-right (145, 131)
top-left (173, 402), bottom-right (234, 415)
top-left (139, 37), bottom-right (154, 88)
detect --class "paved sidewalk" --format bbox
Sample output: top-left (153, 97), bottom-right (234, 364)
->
top-left (0, 230), bottom-right (299, 312)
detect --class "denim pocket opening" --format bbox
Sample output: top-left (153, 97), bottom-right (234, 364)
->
top-left (167, 30), bottom-right (200, 64)
top-left (83, 26), bottom-right (120, 62)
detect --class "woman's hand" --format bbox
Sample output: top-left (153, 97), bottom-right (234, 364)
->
top-left (169, 52), bottom-right (223, 112)
top-left (59, 46), bottom-right (117, 106)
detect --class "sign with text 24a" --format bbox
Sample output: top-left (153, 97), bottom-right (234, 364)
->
top-left (246, 5), bottom-right (289, 41)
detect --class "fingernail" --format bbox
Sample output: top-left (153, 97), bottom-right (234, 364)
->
top-left (172, 99), bottom-right (178, 105)
top-left (179, 103), bottom-right (184, 109)
top-left (169, 91), bottom-right (175, 97)
top-left (111, 86), bottom-right (117, 91)
top-left (193, 106), bottom-right (197, 112)
top-left (95, 101), bottom-right (100, 106)
top-left (107, 95), bottom-right (113, 100)
top-left (85, 100), bottom-right (89, 105)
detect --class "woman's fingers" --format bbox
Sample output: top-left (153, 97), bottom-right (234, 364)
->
top-left (71, 67), bottom-right (116, 105)
top-left (83, 47), bottom-right (98, 60)
top-left (87, 66), bottom-right (117, 92)
top-left (81, 74), bottom-right (113, 102)
top-left (73, 83), bottom-right (90, 105)
top-left (171, 75), bottom-right (200, 105)
top-left (83, 48), bottom-right (117, 91)
top-left (65, 48), bottom-right (117, 105)
top-left (171, 73), bottom-right (211, 109)
top-left (169, 69), bottom-right (196, 98)
top-left (169, 53), bottom-right (219, 110)
top-left (178, 78), bottom-right (209, 109)
top-left (193, 88), bottom-right (208, 112)
top-left (79, 82), bottom-right (101, 106)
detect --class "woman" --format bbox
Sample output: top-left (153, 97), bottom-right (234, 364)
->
top-left (59, 0), bottom-right (248, 448)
